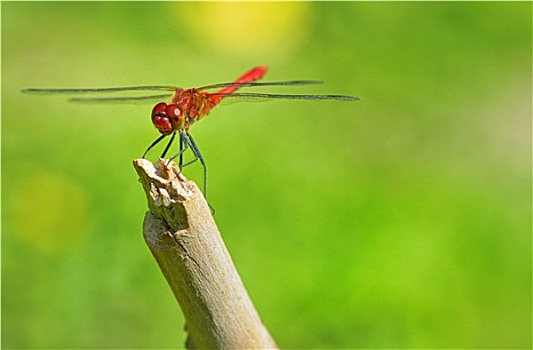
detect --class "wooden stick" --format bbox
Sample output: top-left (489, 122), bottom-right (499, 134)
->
top-left (133, 159), bottom-right (278, 349)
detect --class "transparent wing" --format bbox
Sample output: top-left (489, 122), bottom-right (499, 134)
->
top-left (21, 86), bottom-right (177, 104)
top-left (67, 93), bottom-right (175, 104)
top-left (209, 92), bottom-right (360, 101)
top-left (21, 86), bottom-right (177, 94)
top-left (21, 82), bottom-right (360, 103)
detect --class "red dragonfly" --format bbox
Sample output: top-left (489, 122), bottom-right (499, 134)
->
top-left (22, 66), bottom-right (360, 197)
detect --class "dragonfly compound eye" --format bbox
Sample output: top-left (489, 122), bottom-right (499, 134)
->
top-left (165, 104), bottom-right (182, 119)
top-left (152, 102), bottom-right (167, 116)
top-left (151, 102), bottom-right (173, 135)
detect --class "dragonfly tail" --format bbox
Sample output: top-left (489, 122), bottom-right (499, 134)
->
top-left (209, 66), bottom-right (268, 107)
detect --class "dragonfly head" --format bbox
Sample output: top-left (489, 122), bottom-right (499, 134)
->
top-left (151, 102), bottom-right (185, 135)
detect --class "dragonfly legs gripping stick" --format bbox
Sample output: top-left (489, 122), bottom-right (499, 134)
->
top-left (168, 131), bottom-right (208, 200)
top-left (142, 130), bottom-right (208, 200)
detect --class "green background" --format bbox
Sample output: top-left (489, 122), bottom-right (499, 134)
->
top-left (2, 2), bottom-right (531, 349)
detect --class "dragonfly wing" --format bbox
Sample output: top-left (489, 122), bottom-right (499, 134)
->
top-left (21, 86), bottom-right (178, 94)
top-left (68, 93), bottom-right (175, 104)
top-left (210, 92), bottom-right (360, 101)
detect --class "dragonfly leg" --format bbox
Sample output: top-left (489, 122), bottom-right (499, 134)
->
top-left (142, 134), bottom-right (168, 159)
top-left (187, 132), bottom-right (207, 199)
top-left (160, 131), bottom-right (176, 159)
top-left (161, 133), bottom-right (211, 211)
top-left (179, 133), bottom-right (184, 169)
top-left (185, 132), bottom-right (214, 213)
top-left (169, 132), bottom-right (207, 198)
top-left (172, 132), bottom-right (198, 168)
top-left (168, 131), bottom-right (191, 168)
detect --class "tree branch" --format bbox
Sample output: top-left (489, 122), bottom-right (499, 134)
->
top-left (133, 159), bottom-right (278, 349)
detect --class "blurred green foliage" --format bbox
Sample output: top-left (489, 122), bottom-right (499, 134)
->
top-left (2, 2), bottom-right (531, 349)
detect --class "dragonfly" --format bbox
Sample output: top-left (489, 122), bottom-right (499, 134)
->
top-left (22, 66), bottom-right (360, 198)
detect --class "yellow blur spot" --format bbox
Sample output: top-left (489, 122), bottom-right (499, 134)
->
top-left (177, 2), bottom-right (310, 56)
top-left (9, 165), bottom-right (89, 254)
